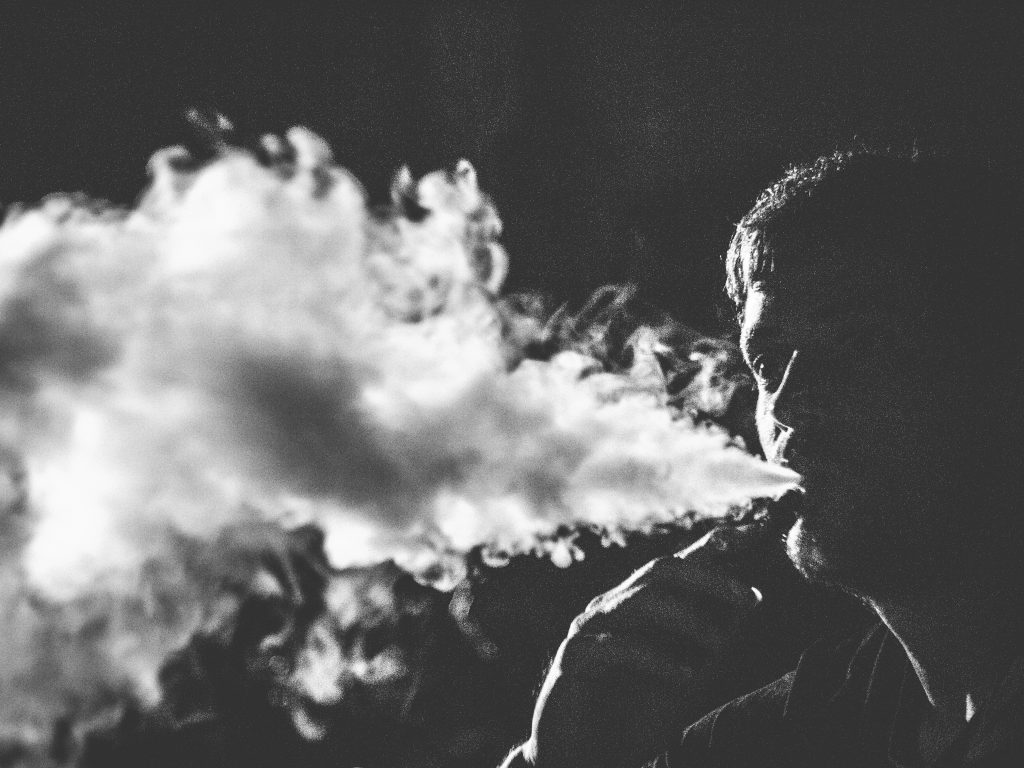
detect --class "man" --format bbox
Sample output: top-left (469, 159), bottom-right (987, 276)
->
top-left (502, 151), bottom-right (1024, 767)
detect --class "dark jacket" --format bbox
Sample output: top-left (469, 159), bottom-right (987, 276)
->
top-left (656, 623), bottom-right (1024, 767)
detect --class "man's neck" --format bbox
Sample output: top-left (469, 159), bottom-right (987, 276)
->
top-left (869, 579), bottom-right (1022, 720)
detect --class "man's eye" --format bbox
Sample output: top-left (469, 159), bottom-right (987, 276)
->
top-left (750, 350), bottom-right (789, 388)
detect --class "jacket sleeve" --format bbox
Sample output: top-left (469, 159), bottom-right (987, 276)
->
top-left (650, 670), bottom-right (797, 768)
top-left (499, 672), bottom-right (796, 768)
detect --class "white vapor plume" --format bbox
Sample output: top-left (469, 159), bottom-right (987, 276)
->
top-left (0, 127), bottom-right (798, 748)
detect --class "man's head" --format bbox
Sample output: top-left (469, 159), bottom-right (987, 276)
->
top-left (727, 150), bottom-right (1023, 598)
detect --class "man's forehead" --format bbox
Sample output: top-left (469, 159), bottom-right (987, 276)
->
top-left (744, 232), bottom-right (923, 312)
top-left (741, 270), bottom-right (927, 348)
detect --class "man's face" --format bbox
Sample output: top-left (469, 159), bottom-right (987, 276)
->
top-left (739, 229), bottom-right (969, 596)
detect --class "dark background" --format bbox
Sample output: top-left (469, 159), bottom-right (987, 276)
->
top-left (1, 6), bottom-right (1021, 765)
top-left (1, 1), bottom-right (1022, 331)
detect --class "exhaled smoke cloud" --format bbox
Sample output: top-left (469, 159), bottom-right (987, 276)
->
top-left (0, 128), bottom-right (797, 746)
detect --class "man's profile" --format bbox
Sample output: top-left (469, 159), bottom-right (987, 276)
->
top-left (502, 150), bottom-right (1024, 767)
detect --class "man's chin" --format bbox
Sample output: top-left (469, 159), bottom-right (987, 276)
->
top-left (784, 514), bottom-right (922, 597)
top-left (784, 517), bottom-right (856, 587)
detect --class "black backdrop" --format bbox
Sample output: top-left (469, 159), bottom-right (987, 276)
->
top-left (2, 1), bottom-right (1021, 330)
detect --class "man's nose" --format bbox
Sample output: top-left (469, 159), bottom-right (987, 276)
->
top-left (764, 350), bottom-right (824, 431)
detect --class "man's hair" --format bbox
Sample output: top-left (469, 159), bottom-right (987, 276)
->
top-left (724, 150), bottom-right (1021, 344)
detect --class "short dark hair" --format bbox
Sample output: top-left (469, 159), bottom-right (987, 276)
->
top-left (724, 150), bottom-right (1021, 347)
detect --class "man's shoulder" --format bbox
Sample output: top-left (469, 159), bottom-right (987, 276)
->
top-left (659, 622), bottom-right (890, 768)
